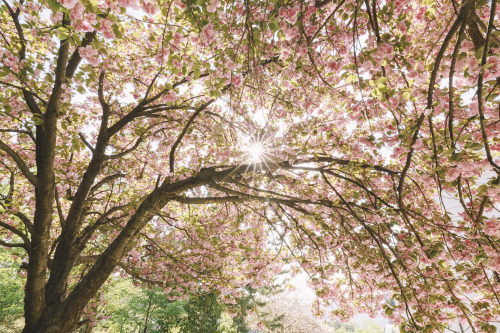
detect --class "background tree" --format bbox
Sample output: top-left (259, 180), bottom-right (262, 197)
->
top-left (181, 293), bottom-right (224, 333)
top-left (104, 286), bottom-right (226, 333)
top-left (228, 282), bottom-right (286, 333)
top-left (0, 0), bottom-right (499, 332)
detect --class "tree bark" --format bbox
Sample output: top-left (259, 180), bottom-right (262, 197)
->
top-left (23, 36), bottom-right (69, 332)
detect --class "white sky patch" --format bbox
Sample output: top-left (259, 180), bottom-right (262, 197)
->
top-left (190, 82), bottom-right (204, 96)
top-left (253, 107), bottom-right (270, 128)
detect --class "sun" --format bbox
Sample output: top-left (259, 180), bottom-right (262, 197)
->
top-left (247, 142), bottom-right (265, 163)
top-left (241, 136), bottom-right (269, 164)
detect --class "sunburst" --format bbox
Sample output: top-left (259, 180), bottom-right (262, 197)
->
top-left (220, 131), bottom-right (278, 183)
top-left (241, 134), bottom-right (271, 165)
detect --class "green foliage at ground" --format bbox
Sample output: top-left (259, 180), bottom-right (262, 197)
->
top-left (93, 279), bottom-right (238, 333)
top-left (0, 262), bottom-right (283, 333)
top-left (0, 247), bottom-right (25, 332)
top-left (0, 260), bottom-right (385, 333)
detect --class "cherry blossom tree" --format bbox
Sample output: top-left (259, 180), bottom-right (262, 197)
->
top-left (246, 290), bottom-right (336, 333)
top-left (0, 0), bottom-right (499, 332)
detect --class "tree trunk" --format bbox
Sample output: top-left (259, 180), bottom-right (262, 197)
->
top-left (143, 297), bottom-right (152, 333)
top-left (22, 304), bottom-right (79, 333)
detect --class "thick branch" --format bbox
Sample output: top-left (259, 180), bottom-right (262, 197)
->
top-left (65, 31), bottom-right (97, 81)
top-left (44, 72), bottom-right (111, 304)
top-left (174, 196), bottom-right (245, 204)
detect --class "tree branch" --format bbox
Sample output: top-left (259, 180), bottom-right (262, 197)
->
top-left (105, 136), bottom-right (144, 160)
top-left (169, 97), bottom-right (218, 173)
top-left (0, 239), bottom-right (26, 249)
top-left (0, 220), bottom-right (31, 249)
top-left (427, 0), bottom-right (475, 108)
top-left (13, 211), bottom-right (34, 235)
top-left (477, 0), bottom-right (500, 172)
top-left (174, 196), bottom-right (246, 204)
top-left (89, 173), bottom-right (125, 196)
top-left (0, 140), bottom-right (38, 186)
top-left (78, 133), bottom-right (95, 154)
top-left (2, 0), bottom-right (42, 114)
top-left (0, 80), bottom-right (47, 104)
top-left (66, 31), bottom-right (97, 81)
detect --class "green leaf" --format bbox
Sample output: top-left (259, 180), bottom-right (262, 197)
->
top-left (73, 33), bottom-right (82, 46)
top-left (450, 152), bottom-right (460, 162)
top-left (482, 63), bottom-right (494, 70)
top-left (57, 26), bottom-right (70, 40)
top-left (377, 83), bottom-right (387, 92)
top-left (32, 114), bottom-right (43, 125)
top-left (345, 74), bottom-right (357, 83)
top-left (0, 68), bottom-right (9, 78)
top-left (442, 147), bottom-right (455, 157)
top-left (47, 0), bottom-right (62, 12)
top-left (468, 142), bottom-right (483, 151)
top-left (475, 46), bottom-right (484, 60)
top-left (428, 249), bottom-right (438, 258)
top-left (476, 0), bottom-right (488, 7)
top-left (112, 25), bottom-right (123, 39)
top-left (193, 68), bottom-right (201, 79)
top-left (384, 306), bottom-right (393, 316)
top-left (57, 26), bottom-right (69, 33)
top-left (209, 90), bottom-right (221, 98)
